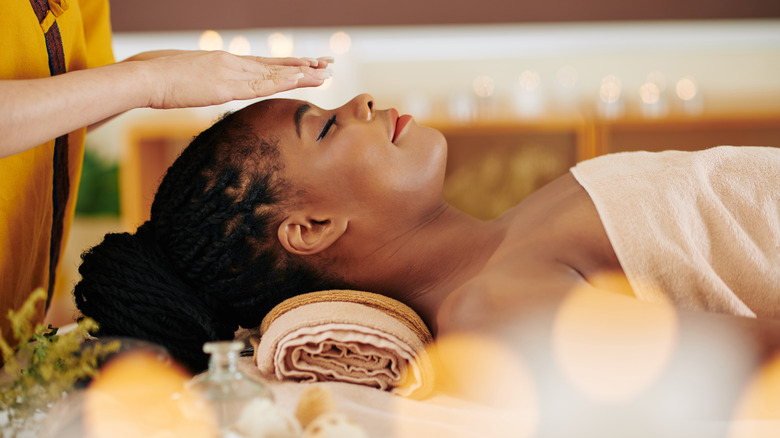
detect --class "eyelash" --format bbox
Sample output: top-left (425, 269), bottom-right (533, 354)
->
top-left (317, 115), bottom-right (336, 141)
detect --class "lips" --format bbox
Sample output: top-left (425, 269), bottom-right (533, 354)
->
top-left (389, 108), bottom-right (399, 141)
top-left (392, 112), bottom-right (412, 143)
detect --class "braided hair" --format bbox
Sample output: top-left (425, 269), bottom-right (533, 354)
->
top-left (74, 111), bottom-right (338, 372)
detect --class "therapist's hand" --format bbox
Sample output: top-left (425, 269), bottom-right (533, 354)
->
top-left (0, 50), bottom-right (333, 158)
top-left (128, 50), bottom-right (333, 109)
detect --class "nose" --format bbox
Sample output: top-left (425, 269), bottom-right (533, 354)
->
top-left (343, 93), bottom-right (374, 121)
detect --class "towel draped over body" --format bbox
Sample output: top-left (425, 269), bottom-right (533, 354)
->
top-left (571, 146), bottom-right (780, 318)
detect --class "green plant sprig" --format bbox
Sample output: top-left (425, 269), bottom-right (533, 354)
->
top-left (1, 289), bottom-right (119, 433)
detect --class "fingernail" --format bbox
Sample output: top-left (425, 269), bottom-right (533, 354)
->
top-left (319, 56), bottom-right (335, 64)
top-left (303, 57), bottom-right (318, 66)
top-left (290, 72), bottom-right (305, 81)
top-left (318, 69), bottom-right (333, 79)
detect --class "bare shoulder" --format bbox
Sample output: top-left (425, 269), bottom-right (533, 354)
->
top-left (435, 251), bottom-right (583, 336)
top-left (500, 172), bottom-right (624, 286)
top-left (435, 172), bottom-right (628, 336)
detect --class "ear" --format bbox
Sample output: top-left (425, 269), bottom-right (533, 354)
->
top-left (277, 212), bottom-right (348, 256)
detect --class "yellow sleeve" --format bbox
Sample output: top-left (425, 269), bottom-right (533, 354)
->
top-left (79, 0), bottom-right (115, 68)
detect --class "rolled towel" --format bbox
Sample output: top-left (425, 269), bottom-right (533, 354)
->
top-left (254, 290), bottom-right (435, 399)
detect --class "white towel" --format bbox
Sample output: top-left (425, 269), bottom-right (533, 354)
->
top-left (571, 146), bottom-right (780, 318)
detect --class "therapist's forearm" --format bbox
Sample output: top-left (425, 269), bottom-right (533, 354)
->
top-left (0, 62), bottom-right (149, 158)
top-left (0, 50), bottom-right (332, 159)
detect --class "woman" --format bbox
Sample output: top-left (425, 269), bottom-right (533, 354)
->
top-left (74, 94), bottom-right (780, 374)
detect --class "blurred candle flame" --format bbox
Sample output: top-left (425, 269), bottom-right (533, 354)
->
top-left (425, 333), bottom-right (538, 437)
top-left (268, 32), bottom-right (294, 57)
top-left (228, 35), bottom-right (251, 56)
top-left (732, 355), bottom-right (780, 422)
top-left (330, 31), bottom-right (352, 55)
top-left (84, 351), bottom-right (217, 438)
top-left (599, 75), bottom-right (622, 104)
top-left (552, 282), bottom-right (679, 403)
top-left (676, 76), bottom-right (699, 101)
top-left (472, 75), bottom-right (496, 98)
top-left (518, 70), bottom-right (541, 92)
top-left (640, 82), bottom-right (661, 105)
top-left (199, 30), bottom-right (223, 51)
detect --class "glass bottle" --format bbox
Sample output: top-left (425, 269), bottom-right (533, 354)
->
top-left (188, 341), bottom-right (274, 435)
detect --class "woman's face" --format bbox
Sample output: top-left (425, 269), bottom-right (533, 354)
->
top-left (241, 94), bottom-right (448, 223)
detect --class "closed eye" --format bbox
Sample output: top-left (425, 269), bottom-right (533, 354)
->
top-left (317, 115), bottom-right (336, 141)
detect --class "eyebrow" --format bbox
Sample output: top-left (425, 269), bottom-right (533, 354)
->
top-left (294, 103), bottom-right (310, 138)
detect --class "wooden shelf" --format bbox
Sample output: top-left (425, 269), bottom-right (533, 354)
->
top-left (433, 111), bottom-right (780, 218)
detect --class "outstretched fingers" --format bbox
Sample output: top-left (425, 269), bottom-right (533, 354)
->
top-left (245, 65), bottom-right (332, 97)
top-left (249, 56), bottom-right (334, 69)
top-left (143, 51), bottom-right (335, 108)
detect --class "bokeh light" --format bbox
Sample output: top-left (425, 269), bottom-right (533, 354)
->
top-left (268, 32), bottom-right (294, 57)
top-left (329, 31), bottom-right (352, 55)
top-left (676, 76), bottom-right (699, 101)
top-left (639, 82), bottom-right (662, 105)
top-left (599, 75), bottom-right (622, 104)
top-left (84, 351), bottom-right (216, 438)
top-left (198, 30), bottom-right (223, 51)
top-left (518, 70), bottom-right (541, 92)
top-left (472, 75), bottom-right (495, 98)
top-left (425, 333), bottom-right (538, 437)
top-left (552, 285), bottom-right (679, 403)
top-left (646, 71), bottom-right (667, 92)
top-left (732, 355), bottom-right (780, 422)
top-left (228, 35), bottom-right (251, 56)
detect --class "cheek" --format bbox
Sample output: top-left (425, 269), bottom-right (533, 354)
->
top-left (312, 128), bottom-right (447, 206)
top-left (308, 150), bottom-right (384, 201)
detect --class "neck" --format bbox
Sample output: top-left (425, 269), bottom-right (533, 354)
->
top-left (335, 203), bottom-right (508, 335)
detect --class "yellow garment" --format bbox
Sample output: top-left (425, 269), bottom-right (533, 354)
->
top-left (0, 0), bottom-right (114, 343)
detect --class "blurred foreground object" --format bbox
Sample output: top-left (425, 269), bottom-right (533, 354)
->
top-left (0, 289), bottom-right (119, 437)
top-left (84, 349), bottom-right (216, 438)
top-left (189, 341), bottom-right (283, 437)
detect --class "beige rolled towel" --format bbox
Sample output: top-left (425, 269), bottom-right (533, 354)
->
top-left (254, 290), bottom-right (435, 399)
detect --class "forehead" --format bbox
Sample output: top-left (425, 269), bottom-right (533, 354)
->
top-left (237, 98), bottom-right (305, 141)
top-left (235, 99), bottom-right (322, 190)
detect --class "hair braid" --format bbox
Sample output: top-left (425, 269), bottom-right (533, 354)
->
top-left (74, 109), bottom-right (341, 372)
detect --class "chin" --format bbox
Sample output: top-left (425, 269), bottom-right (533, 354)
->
top-left (423, 129), bottom-right (449, 196)
top-left (428, 127), bottom-right (448, 171)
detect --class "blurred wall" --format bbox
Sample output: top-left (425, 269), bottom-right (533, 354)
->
top-left (108, 0), bottom-right (780, 31)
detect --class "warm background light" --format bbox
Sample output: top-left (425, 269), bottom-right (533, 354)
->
top-left (599, 74), bottom-right (622, 104)
top-left (430, 333), bottom-right (537, 420)
top-left (84, 352), bottom-right (217, 438)
top-left (640, 82), bottom-right (661, 104)
top-left (551, 287), bottom-right (679, 403)
top-left (733, 355), bottom-right (780, 421)
top-left (228, 35), bottom-right (251, 56)
top-left (198, 30), bottom-right (223, 51)
top-left (330, 31), bottom-right (352, 55)
top-left (646, 71), bottom-right (667, 92)
top-left (472, 75), bottom-right (496, 98)
top-left (268, 32), bottom-right (294, 57)
top-left (676, 76), bottom-right (699, 101)
top-left (518, 70), bottom-right (541, 92)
